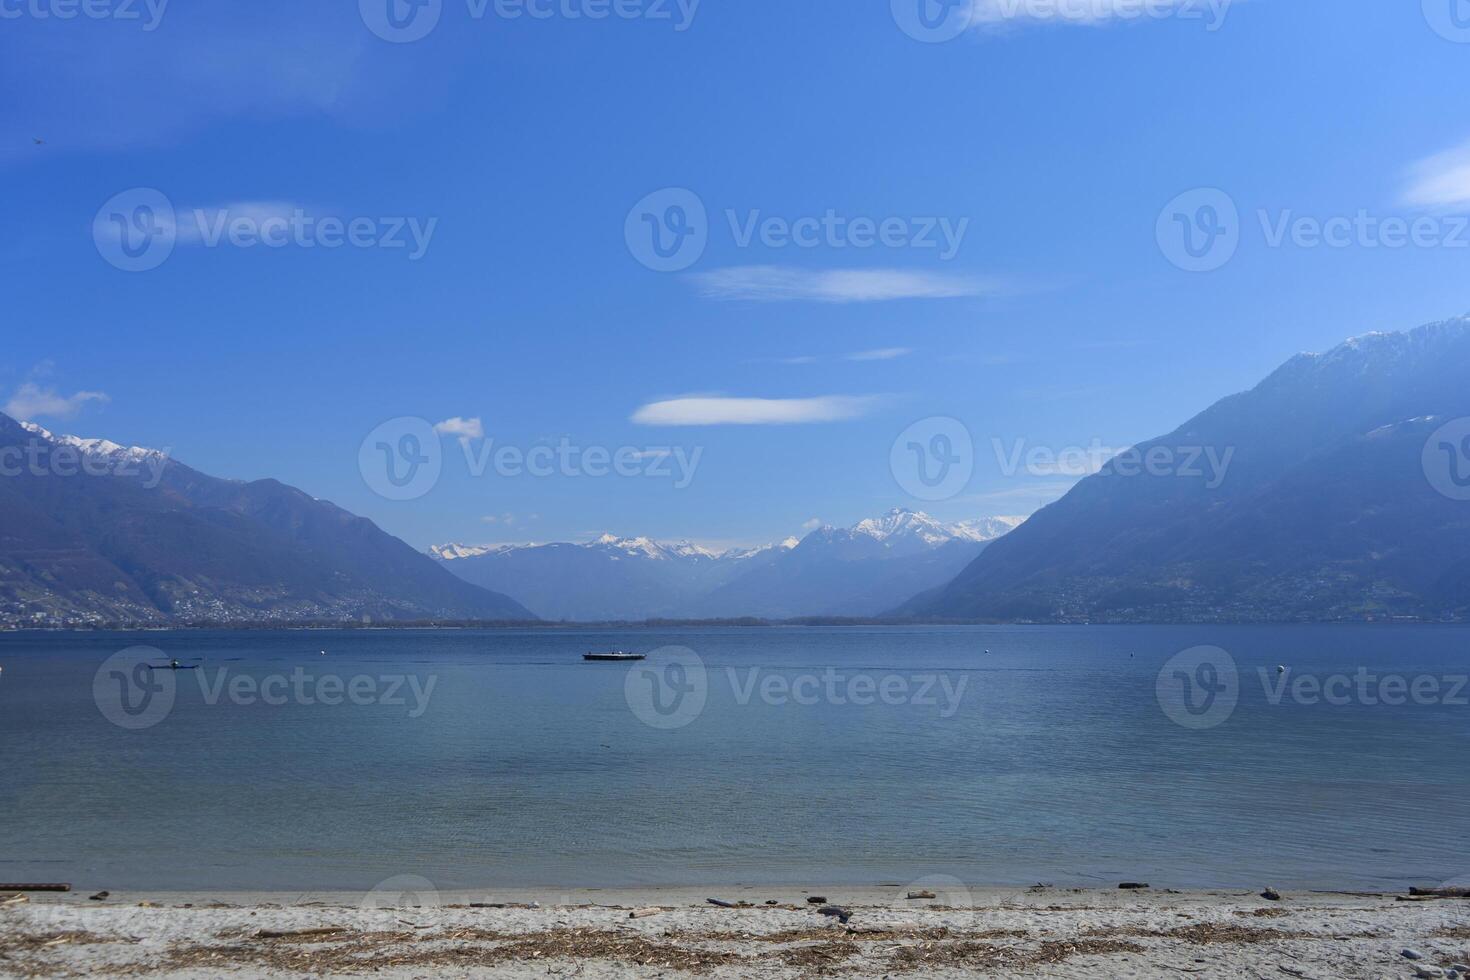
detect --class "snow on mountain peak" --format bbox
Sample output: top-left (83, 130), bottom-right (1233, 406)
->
top-left (430, 512), bottom-right (1021, 567)
top-left (951, 515), bottom-right (1027, 542)
top-left (19, 421), bottom-right (168, 464)
top-left (429, 543), bottom-right (513, 561)
top-left (841, 508), bottom-right (1026, 547)
top-left (593, 534), bottom-right (671, 560)
top-left (667, 540), bottom-right (720, 559)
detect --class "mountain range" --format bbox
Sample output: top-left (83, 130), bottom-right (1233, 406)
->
top-left (0, 414), bottom-right (532, 626)
top-left (906, 315), bottom-right (1470, 622)
top-left (6, 314), bottom-right (1469, 626)
top-left (431, 511), bottom-right (1024, 621)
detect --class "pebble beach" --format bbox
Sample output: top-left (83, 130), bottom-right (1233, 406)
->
top-left (3, 885), bottom-right (1468, 978)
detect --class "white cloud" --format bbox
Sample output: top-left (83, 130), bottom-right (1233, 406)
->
top-left (691, 266), bottom-right (993, 303)
top-left (771, 348), bottom-right (914, 366)
top-left (801, 517), bottom-right (822, 530)
top-left (434, 417), bottom-right (484, 441)
top-left (1020, 446), bottom-right (1124, 477)
top-left (967, 0), bottom-right (1233, 30)
top-left (90, 200), bottom-right (309, 248)
top-left (3, 383), bottom-right (109, 421)
top-left (631, 395), bottom-right (882, 426)
top-left (845, 347), bottom-right (913, 361)
top-left (960, 483), bottom-right (1076, 504)
top-left (174, 201), bottom-right (304, 244)
top-left (1402, 140), bottom-right (1470, 212)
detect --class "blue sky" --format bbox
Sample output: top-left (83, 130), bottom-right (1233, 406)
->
top-left (5, 0), bottom-right (1470, 550)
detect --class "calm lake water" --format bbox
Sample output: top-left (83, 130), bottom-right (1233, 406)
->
top-left (1, 626), bottom-right (1467, 892)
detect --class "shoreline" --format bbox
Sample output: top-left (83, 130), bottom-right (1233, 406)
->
top-left (5, 885), bottom-right (1468, 978)
top-left (8, 620), bottom-right (1470, 632)
top-left (0, 883), bottom-right (1445, 903)
top-left (0, 887), bottom-right (1440, 910)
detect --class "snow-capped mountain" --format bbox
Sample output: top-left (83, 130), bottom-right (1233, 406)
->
top-left (0, 411), bottom-right (533, 626)
top-left (843, 509), bottom-right (1026, 550)
top-left (952, 516), bottom-right (1028, 542)
top-left (19, 421), bottom-right (170, 469)
top-left (428, 543), bottom-right (511, 561)
top-left (433, 533), bottom-right (798, 568)
top-left (689, 510), bottom-right (1022, 619)
top-left (431, 510), bottom-right (1022, 621)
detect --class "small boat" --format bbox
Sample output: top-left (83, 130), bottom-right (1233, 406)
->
top-left (149, 659), bottom-right (199, 670)
top-left (583, 652), bottom-right (646, 662)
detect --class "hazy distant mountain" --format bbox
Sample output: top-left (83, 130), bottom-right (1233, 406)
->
top-left (907, 315), bottom-right (1470, 623)
top-left (433, 510), bottom-right (1023, 621)
top-left (692, 510), bottom-right (1023, 619)
top-left (0, 414), bottom-right (534, 626)
top-left (429, 533), bottom-right (798, 621)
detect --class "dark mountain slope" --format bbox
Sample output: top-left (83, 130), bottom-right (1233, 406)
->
top-left (0, 413), bottom-right (533, 625)
top-left (910, 316), bottom-right (1470, 622)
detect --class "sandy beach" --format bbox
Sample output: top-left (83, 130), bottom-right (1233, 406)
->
top-left (3, 884), bottom-right (1468, 978)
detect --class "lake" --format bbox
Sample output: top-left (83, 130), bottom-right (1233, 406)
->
top-left (1, 625), bottom-right (1466, 892)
